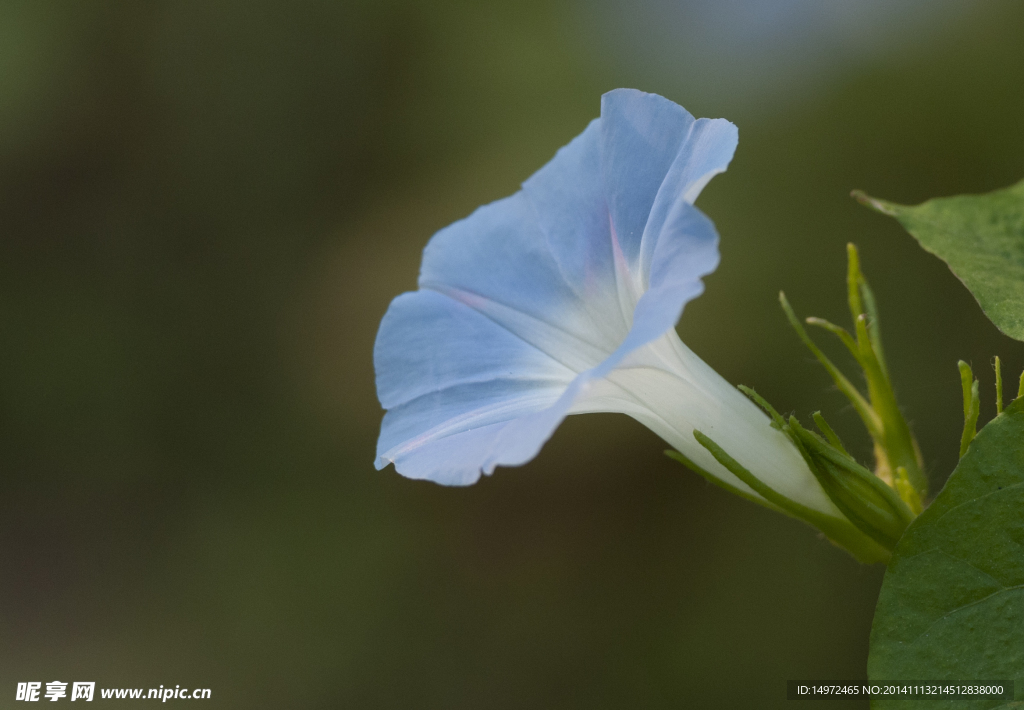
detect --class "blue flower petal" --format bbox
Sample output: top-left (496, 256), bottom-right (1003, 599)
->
top-left (375, 289), bottom-right (575, 484)
top-left (599, 89), bottom-right (737, 271)
top-left (375, 290), bottom-right (576, 412)
top-left (374, 89), bottom-right (738, 484)
top-left (602, 202), bottom-right (719, 375)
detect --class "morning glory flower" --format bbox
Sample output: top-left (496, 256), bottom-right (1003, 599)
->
top-left (374, 89), bottom-right (891, 561)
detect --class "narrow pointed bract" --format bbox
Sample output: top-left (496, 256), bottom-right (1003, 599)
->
top-left (782, 244), bottom-right (927, 506)
top-left (753, 245), bottom-right (935, 558)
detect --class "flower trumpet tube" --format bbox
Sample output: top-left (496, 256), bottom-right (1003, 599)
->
top-left (374, 89), bottom-right (890, 562)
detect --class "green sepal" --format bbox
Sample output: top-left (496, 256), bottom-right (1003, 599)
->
top-left (811, 411), bottom-right (849, 458)
top-left (663, 449), bottom-right (781, 513)
top-left (690, 430), bottom-right (891, 564)
top-left (736, 385), bottom-right (786, 430)
top-left (741, 386), bottom-right (923, 556)
top-left (787, 418), bottom-right (915, 550)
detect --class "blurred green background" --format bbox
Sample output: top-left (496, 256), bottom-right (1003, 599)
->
top-left (2, 1), bottom-right (1023, 707)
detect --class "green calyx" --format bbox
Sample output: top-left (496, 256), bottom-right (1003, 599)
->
top-left (664, 246), bottom-right (962, 562)
top-left (784, 416), bottom-right (915, 551)
top-left (670, 427), bottom-right (892, 565)
top-left (669, 393), bottom-right (910, 562)
top-left (670, 245), bottom-right (929, 563)
top-left (779, 243), bottom-right (926, 510)
top-left (665, 384), bottom-right (892, 563)
top-left (742, 387), bottom-right (916, 555)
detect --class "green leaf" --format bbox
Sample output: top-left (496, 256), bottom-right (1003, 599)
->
top-left (854, 179), bottom-right (1024, 341)
top-left (867, 398), bottom-right (1024, 708)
